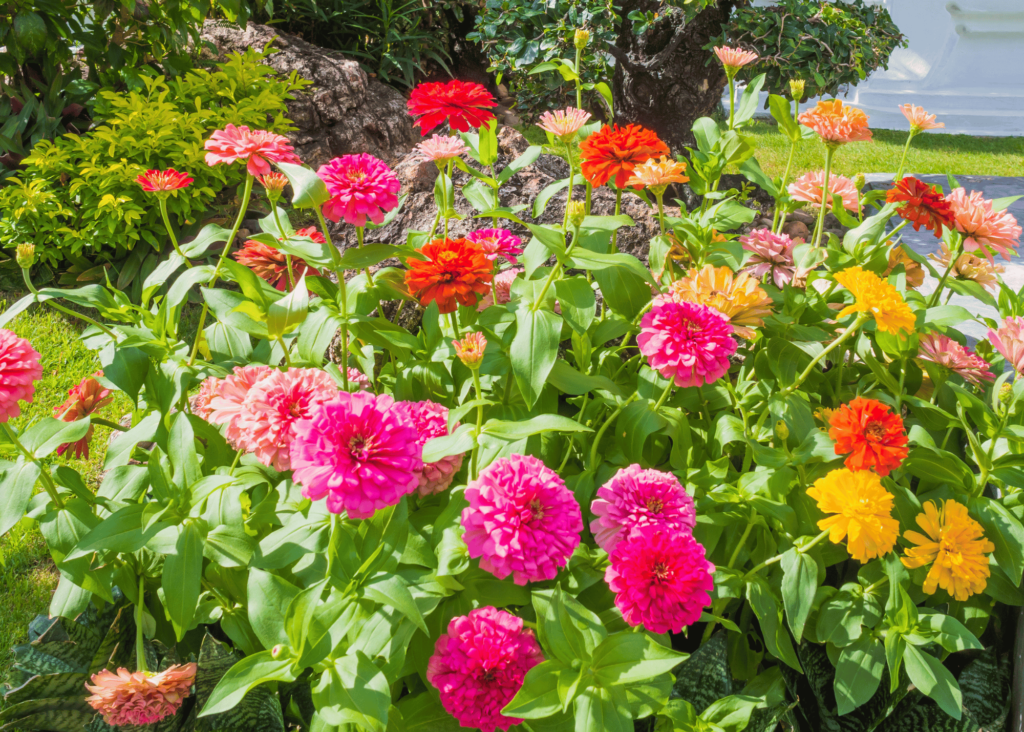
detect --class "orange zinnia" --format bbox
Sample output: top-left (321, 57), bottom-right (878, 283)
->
top-left (579, 124), bottom-right (669, 189)
top-left (405, 238), bottom-right (493, 314)
top-left (798, 100), bottom-right (872, 145)
top-left (828, 397), bottom-right (908, 477)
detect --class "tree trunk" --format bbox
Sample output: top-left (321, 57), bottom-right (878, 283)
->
top-left (610, 0), bottom-right (738, 151)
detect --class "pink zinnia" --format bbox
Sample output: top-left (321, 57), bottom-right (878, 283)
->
top-left (318, 154), bottom-right (400, 227)
top-left (989, 316), bottom-right (1024, 376)
top-left (347, 368), bottom-right (372, 392)
top-left (135, 169), bottom-right (193, 193)
top-left (714, 46), bottom-right (758, 70)
top-left (414, 134), bottom-right (469, 163)
top-left (788, 171), bottom-right (860, 212)
top-left (461, 454), bottom-right (583, 585)
top-left (536, 107), bottom-right (592, 140)
top-left (290, 391), bottom-right (422, 518)
top-left (394, 400), bottom-right (465, 496)
top-left (945, 188), bottom-right (1022, 263)
top-left (205, 365), bottom-right (273, 449)
top-left (192, 376), bottom-right (221, 420)
top-left (637, 301), bottom-right (737, 388)
top-left (477, 267), bottom-right (523, 310)
top-left (740, 228), bottom-right (798, 288)
top-left (605, 526), bottom-right (714, 634)
top-left (590, 465), bottom-right (696, 554)
top-left (467, 229), bottom-right (523, 265)
top-left (917, 332), bottom-right (994, 386)
top-left (85, 663), bottom-right (196, 727)
top-left (53, 373), bottom-right (113, 459)
top-left (426, 607), bottom-right (544, 732)
top-left (235, 368), bottom-right (338, 471)
top-left (0, 329), bottom-right (42, 423)
top-left (203, 124), bottom-right (301, 177)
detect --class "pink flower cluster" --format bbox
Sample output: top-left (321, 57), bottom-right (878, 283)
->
top-left (917, 332), bottom-right (994, 386)
top-left (394, 400), bottom-right (465, 496)
top-left (0, 329), bottom-right (42, 423)
top-left (467, 228), bottom-right (523, 265)
top-left (638, 301), bottom-right (737, 388)
top-left (85, 663), bottom-right (196, 726)
top-left (318, 153), bottom-right (401, 227)
top-left (590, 465), bottom-right (696, 553)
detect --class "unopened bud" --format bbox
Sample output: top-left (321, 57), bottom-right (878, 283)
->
top-left (789, 78), bottom-right (805, 102)
top-left (15, 243), bottom-right (35, 269)
top-left (1000, 383), bottom-right (1013, 405)
top-left (574, 29), bottom-right (590, 50)
top-left (775, 420), bottom-right (789, 441)
top-left (271, 644), bottom-right (287, 659)
top-left (567, 200), bottom-right (586, 229)
top-left (454, 332), bottom-right (487, 369)
top-left (853, 172), bottom-right (866, 191)
top-left (258, 172), bottom-right (289, 203)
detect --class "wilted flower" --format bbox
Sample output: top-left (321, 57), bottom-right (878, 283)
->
top-left (902, 499), bottom-right (994, 601)
top-left (318, 153), bottom-right (400, 227)
top-left (945, 188), bottom-right (1022, 262)
top-left (900, 104), bottom-right (944, 133)
top-left (928, 243), bottom-right (1004, 291)
top-left (638, 301), bottom-right (738, 387)
top-left (536, 107), bottom-right (592, 140)
top-left (916, 332), bottom-right (994, 385)
top-left (659, 264), bottom-right (771, 338)
top-left (580, 124), bottom-right (669, 189)
top-left (886, 177), bottom-right (955, 238)
top-left (590, 464), bottom-right (696, 554)
top-left (405, 238), bottom-right (493, 314)
top-left (798, 100), bottom-right (872, 145)
top-left (395, 400), bottom-right (465, 496)
top-left (740, 229), bottom-right (799, 288)
top-left (713, 45), bottom-right (758, 74)
top-left (788, 170), bottom-right (860, 212)
top-left (414, 134), bottom-right (469, 164)
top-left (466, 228), bottom-right (523, 265)
top-left (135, 168), bottom-right (193, 193)
top-left (407, 80), bottom-right (498, 135)
top-left (988, 316), bottom-right (1024, 376)
top-left (204, 124), bottom-right (301, 177)
top-left (807, 469), bottom-right (899, 562)
top-left (624, 156), bottom-right (689, 194)
top-left (85, 663), bottom-right (196, 726)
top-left (833, 266), bottom-right (916, 336)
top-left (0, 329), bottom-right (42, 423)
top-left (828, 397), bottom-right (909, 477)
top-left (454, 332), bottom-right (487, 369)
top-left (53, 373), bottom-right (113, 459)
top-left (883, 244), bottom-right (925, 289)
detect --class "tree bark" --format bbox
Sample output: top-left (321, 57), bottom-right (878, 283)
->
top-left (610, 0), bottom-right (738, 151)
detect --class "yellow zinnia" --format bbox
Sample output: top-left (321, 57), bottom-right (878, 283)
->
top-left (833, 266), bottom-right (916, 335)
top-left (901, 499), bottom-right (995, 601)
top-left (665, 264), bottom-right (772, 339)
top-left (806, 468), bottom-right (899, 562)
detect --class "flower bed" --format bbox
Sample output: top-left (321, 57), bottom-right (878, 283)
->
top-left (0, 40), bottom-right (1021, 732)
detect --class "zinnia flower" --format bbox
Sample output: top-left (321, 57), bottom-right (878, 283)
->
top-left (883, 244), bottom-right (925, 289)
top-left (945, 188), bottom-right (1022, 262)
top-left (394, 400), bottom-right (465, 496)
top-left (988, 316), bottom-right (1024, 376)
top-left (407, 80), bottom-right (498, 135)
top-left (85, 663), bottom-right (196, 726)
top-left (205, 365), bottom-right (273, 449)
top-left (235, 368), bottom-right (338, 471)
top-left (318, 154), bottom-right (401, 227)
top-left (605, 526), bottom-right (714, 634)
top-left (658, 264), bottom-right (771, 339)
top-left (900, 104), bottom-right (944, 133)
top-left (637, 301), bottom-right (737, 388)
top-left (828, 397), bottom-right (908, 476)
top-left (192, 376), bottom-right (221, 420)
top-left (929, 243), bottom-right (1004, 291)
top-left (414, 134), bottom-right (469, 164)
top-left (204, 124), bottom-right (301, 177)
top-left (590, 465), bottom-right (696, 554)
top-left (454, 332), bottom-right (487, 369)
top-left (917, 332), bottom-right (994, 386)
top-left (798, 100), bottom-right (872, 145)
top-left (466, 229), bottom-right (523, 266)
top-left (135, 169), bottom-right (193, 193)
top-left (426, 607), bottom-right (544, 732)
top-left (807, 469), bottom-right (898, 562)
top-left (624, 156), bottom-right (689, 192)
top-left (580, 124), bottom-right (670, 189)
top-left (234, 228), bottom-right (323, 291)
top-left (405, 238), bottom-right (493, 314)
top-left (346, 368), bottom-right (372, 392)
top-left (53, 373), bottom-right (113, 459)
top-left (0, 329), bottom-right (42, 423)
top-left (886, 177), bottom-right (955, 238)
top-left (536, 107), bottom-right (592, 140)
top-left (788, 170), bottom-right (860, 212)
top-left (833, 266), bottom-right (916, 336)
top-left (714, 46), bottom-right (758, 72)
top-left (477, 267), bottom-right (522, 310)
top-left (461, 454), bottom-right (583, 585)
top-left (901, 499), bottom-right (995, 601)
top-left (740, 229), bottom-right (799, 288)
top-left (258, 172), bottom-right (289, 195)
top-left (290, 391), bottom-right (422, 518)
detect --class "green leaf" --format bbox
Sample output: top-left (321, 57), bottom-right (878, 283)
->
top-left (834, 636), bottom-right (884, 715)
top-left (509, 308), bottom-right (561, 408)
top-left (284, 579), bottom-right (327, 655)
top-left (969, 496), bottom-right (1024, 585)
top-left (163, 521), bottom-right (205, 640)
top-left (554, 276), bottom-right (596, 334)
top-left (313, 651), bottom-right (391, 731)
top-left (902, 645), bottom-right (963, 720)
top-left (19, 417), bottom-right (91, 460)
top-left (701, 694), bottom-right (764, 732)
top-left (363, 575), bottom-right (428, 635)
top-left (781, 548), bottom-right (818, 641)
top-left (267, 274), bottom-right (309, 339)
top-left (481, 414), bottom-right (592, 440)
top-left (99, 346), bottom-right (150, 406)
top-left (591, 632), bottom-right (686, 685)
top-left (279, 161), bottom-right (329, 209)
top-left (903, 447), bottom-right (974, 491)
top-left (502, 660), bottom-right (566, 719)
top-left (497, 144), bottom-right (541, 183)
top-left (199, 650), bottom-right (296, 717)
top-left (0, 458), bottom-right (40, 536)
top-left (574, 685), bottom-right (632, 732)
top-left (336, 244), bottom-right (400, 270)
top-left (248, 569), bottom-right (300, 650)
top-left (547, 361), bottom-right (622, 397)
top-left (422, 423), bottom-right (476, 463)
top-left (747, 577), bottom-right (801, 671)
top-left (734, 73), bottom-right (766, 126)
top-left (66, 504), bottom-right (165, 560)
top-left (533, 587), bottom-right (606, 667)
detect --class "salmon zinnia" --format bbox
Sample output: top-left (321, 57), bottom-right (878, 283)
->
top-left (53, 373), bottom-right (113, 459)
top-left (901, 499), bottom-right (995, 601)
top-left (135, 168), bottom-right (193, 193)
top-left (807, 468), bottom-right (899, 562)
top-left (580, 124), bottom-right (669, 189)
top-left (407, 80), bottom-right (497, 135)
top-left (828, 397), bottom-right (908, 476)
top-left (405, 238), bottom-right (493, 314)
top-left (204, 124), bottom-right (301, 177)
top-left (85, 663), bottom-right (196, 726)
top-left (798, 100), bottom-right (872, 145)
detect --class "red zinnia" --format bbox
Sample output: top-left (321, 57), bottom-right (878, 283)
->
top-left (234, 226), bottom-right (323, 291)
top-left (886, 177), bottom-right (955, 238)
top-left (580, 124), bottom-right (670, 189)
top-left (53, 372), bottom-right (113, 459)
top-left (407, 80), bottom-right (498, 136)
top-left (828, 397), bottom-right (909, 477)
top-left (136, 169), bottom-right (193, 193)
top-left (404, 238), bottom-right (493, 314)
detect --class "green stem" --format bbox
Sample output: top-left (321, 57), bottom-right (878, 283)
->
top-left (1, 422), bottom-right (63, 508)
top-left (315, 207), bottom-right (349, 390)
top-left (228, 447), bottom-right (244, 476)
top-left (894, 131), bottom-right (915, 182)
top-left (562, 152), bottom-right (575, 232)
top-left (558, 392), bottom-right (590, 473)
top-left (22, 268), bottom-right (118, 340)
top-left (470, 370), bottom-right (484, 479)
top-left (532, 227), bottom-right (579, 312)
top-left (927, 241), bottom-right (961, 308)
top-left (584, 181), bottom-right (592, 216)
top-left (611, 188), bottom-right (622, 251)
top-left (278, 337), bottom-right (292, 367)
top-left (91, 416), bottom-right (128, 432)
top-left (655, 191), bottom-right (666, 234)
top-left (575, 47), bottom-right (583, 110)
top-left (158, 198), bottom-right (192, 267)
top-left (653, 379), bottom-right (674, 411)
top-left (864, 576), bottom-right (889, 595)
top-left (443, 160), bottom-right (453, 240)
top-left (728, 520), bottom-right (755, 569)
top-left (136, 575), bottom-right (147, 672)
top-left (894, 356), bottom-right (907, 412)
top-left (811, 144), bottom-right (836, 247)
top-left (448, 310), bottom-right (462, 339)
top-left (589, 394), bottom-right (639, 467)
top-left (727, 75), bottom-right (736, 131)
top-left (743, 529), bottom-right (830, 581)
top-left (779, 313), bottom-right (868, 399)
top-left (772, 141), bottom-right (797, 234)
top-left (357, 227), bottom-right (374, 285)
top-left (271, 205), bottom-right (295, 289)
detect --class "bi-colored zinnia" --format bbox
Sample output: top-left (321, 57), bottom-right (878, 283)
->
top-left (658, 264), bottom-right (771, 339)
top-left (901, 499), bottom-right (995, 601)
top-left (917, 332), bottom-right (994, 386)
top-left (833, 266), bottom-right (916, 336)
top-left (828, 397), bottom-right (909, 477)
top-left (234, 227), bottom-right (323, 291)
top-left (624, 155), bottom-right (689, 192)
top-left (740, 229), bottom-right (799, 288)
top-left (807, 468), bottom-right (899, 562)
top-left (536, 107), bottom-right (592, 140)
top-left (135, 169), bottom-right (193, 193)
top-left (988, 316), bottom-right (1024, 376)
top-left (466, 228), bottom-right (523, 265)
top-left (204, 124), bottom-right (301, 176)
top-left (929, 243), bottom-right (1004, 291)
top-left (414, 134), bottom-right (469, 163)
top-left (714, 46), bottom-right (758, 72)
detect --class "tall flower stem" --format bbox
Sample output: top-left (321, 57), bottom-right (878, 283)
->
top-left (611, 188), bottom-right (622, 251)
top-left (927, 237), bottom-right (962, 308)
top-left (271, 205), bottom-right (296, 289)
top-left (584, 181), bottom-right (593, 216)
top-left (189, 174), bottom-right (255, 366)
top-left (135, 575), bottom-right (147, 672)
top-left (532, 227), bottom-right (579, 312)
top-left (448, 311), bottom-right (462, 339)
top-left (589, 393), bottom-right (640, 466)
top-left (158, 198), bottom-right (192, 268)
top-left (575, 46), bottom-right (583, 110)
top-left (470, 370), bottom-right (484, 479)
top-left (772, 142), bottom-right (797, 234)
top-left (811, 145), bottom-right (837, 247)
top-left (357, 227), bottom-right (374, 285)
top-left (21, 268), bottom-right (117, 340)
top-left (655, 191), bottom-right (666, 234)
top-left (894, 131), bottom-right (916, 182)
top-left (1, 422), bottom-right (62, 508)
top-left (315, 207), bottom-right (349, 390)
top-left (443, 160), bottom-right (454, 240)
top-left (727, 73), bottom-right (737, 130)
top-left (490, 164), bottom-right (500, 228)
top-left (742, 529), bottom-right (830, 580)
top-left (562, 149), bottom-right (576, 232)
top-left (653, 379), bottom-right (674, 411)
top-left (778, 313), bottom-right (868, 400)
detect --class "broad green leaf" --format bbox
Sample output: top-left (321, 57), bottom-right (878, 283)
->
top-left (363, 575), bottom-right (428, 634)
top-left (267, 275), bottom-right (309, 339)
top-left (313, 651), bottom-right (391, 731)
top-left (574, 685), bottom-right (632, 732)
top-left (747, 577), bottom-right (801, 671)
top-left (164, 522), bottom-right (205, 640)
top-left (781, 549), bottom-right (818, 641)
top-left (199, 651), bottom-right (296, 716)
top-left (902, 644), bottom-right (963, 720)
top-left (481, 414), bottom-right (591, 440)
top-left (279, 161), bottom-right (330, 209)
top-left (509, 308), bottom-right (561, 408)
top-left (0, 458), bottom-right (41, 536)
top-left (834, 637), bottom-right (884, 715)
top-left (502, 660), bottom-right (566, 719)
top-left (591, 632), bottom-right (686, 685)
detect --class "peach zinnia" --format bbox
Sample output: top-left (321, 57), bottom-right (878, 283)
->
top-left (945, 188), bottom-right (1022, 263)
top-left (204, 124), bottom-right (301, 177)
top-left (405, 238), bottom-right (493, 314)
top-left (928, 243), bottom-right (1004, 291)
top-left (537, 107), bottom-right (592, 140)
top-left (85, 663), bottom-right (196, 726)
top-left (789, 170), bottom-right (860, 212)
top-left (579, 124), bottom-right (669, 189)
top-left (900, 104), bottom-right (944, 133)
top-left (53, 373), bottom-right (113, 459)
top-left (798, 100), bottom-right (872, 145)
top-left (714, 46), bottom-right (758, 72)
top-left (624, 156), bottom-right (689, 192)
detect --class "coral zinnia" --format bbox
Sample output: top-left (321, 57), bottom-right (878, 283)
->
top-left (205, 365), bottom-right (273, 449)
top-left (579, 124), bottom-right (670, 189)
top-left (945, 188), bottom-right (1022, 263)
top-left (466, 228), bottom-right (523, 265)
top-left (85, 663), bottom-right (196, 727)
top-left (658, 264), bottom-right (771, 339)
top-left (788, 170), bottom-right (860, 212)
top-left (53, 373), bottom-right (113, 459)
top-left (885, 177), bottom-right (955, 238)
top-left (536, 107), bottom-right (592, 140)
top-left (917, 332), bottom-right (994, 386)
top-left (929, 243), bottom-right (1004, 291)
top-left (234, 227), bottom-right (323, 291)
top-left (900, 104), bottom-right (944, 133)
top-left (988, 316), bottom-right (1024, 376)
top-left (258, 171), bottom-right (289, 195)
top-left (798, 100), bottom-right (872, 145)
top-left (394, 400), bottom-right (465, 496)
top-left (290, 392), bottom-right (421, 518)
top-left (637, 301), bottom-right (737, 388)
top-left (426, 607), bottom-right (544, 732)
top-left (407, 80), bottom-right (497, 135)
top-left (477, 267), bottom-right (522, 310)
top-left (901, 499), bottom-right (995, 601)
top-left (204, 124), bottom-right (301, 177)
top-left (605, 526), bottom-right (714, 634)
top-left (405, 238), bottom-right (493, 314)
top-left (883, 244), bottom-right (925, 289)
top-left (833, 266), bottom-right (916, 336)
top-left (714, 46), bottom-right (758, 72)
top-left (828, 397), bottom-right (908, 476)
top-left (624, 156), bottom-right (690, 192)
top-left (454, 332), bottom-right (487, 370)
top-left (318, 154), bottom-right (400, 227)
top-left (0, 329), bottom-right (42, 423)
top-left (590, 465), bottom-right (696, 554)
top-left (192, 376), bottom-right (221, 420)
top-left (135, 169), bottom-right (193, 193)
top-left (414, 134), bottom-right (469, 163)
top-left (740, 229), bottom-right (799, 288)
top-left (807, 469), bottom-right (898, 562)
top-left (461, 454), bottom-right (583, 585)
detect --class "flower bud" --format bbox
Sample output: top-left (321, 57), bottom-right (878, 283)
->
top-left (775, 420), bottom-right (789, 441)
top-left (259, 172), bottom-right (289, 202)
top-left (574, 29), bottom-right (590, 50)
top-left (1000, 383), bottom-right (1013, 405)
top-left (567, 200), bottom-right (586, 229)
top-left (271, 644), bottom-right (287, 659)
top-left (454, 332), bottom-right (487, 370)
top-left (789, 78), bottom-right (805, 102)
top-left (15, 243), bottom-right (36, 269)
top-left (853, 172), bottom-right (866, 191)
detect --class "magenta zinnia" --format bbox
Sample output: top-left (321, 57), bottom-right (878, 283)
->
top-left (0, 329), bottom-right (42, 423)
top-left (467, 228), bottom-right (523, 265)
top-left (945, 188), bottom-right (1022, 263)
top-left (290, 391), bottom-right (422, 518)
top-left (605, 526), bottom-right (714, 634)
top-left (638, 301), bottom-right (737, 388)
top-left (53, 373), bottom-right (113, 459)
top-left (394, 400), bottom-right (465, 496)
top-left (203, 124), bottom-right (300, 177)
top-left (85, 663), bottom-right (196, 727)
top-left (426, 607), bottom-right (544, 732)
top-left (462, 454), bottom-right (583, 585)
top-left (740, 228), bottom-right (799, 288)
top-left (590, 465), bottom-right (696, 554)
top-left (917, 332), bottom-right (994, 386)
top-left (317, 153), bottom-right (400, 227)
